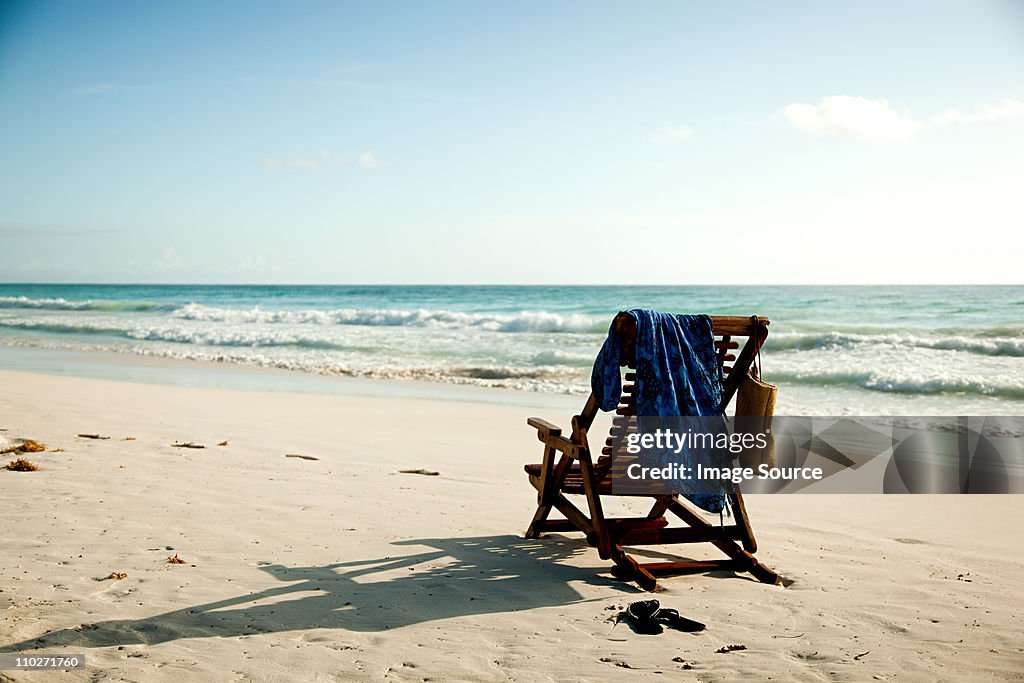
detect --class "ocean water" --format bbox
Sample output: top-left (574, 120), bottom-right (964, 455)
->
top-left (0, 284), bottom-right (1021, 415)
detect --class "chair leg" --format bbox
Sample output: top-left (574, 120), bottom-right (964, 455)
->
top-left (664, 495), bottom-right (780, 585)
top-left (525, 487), bottom-right (596, 540)
top-left (646, 499), bottom-right (670, 520)
top-left (525, 446), bottom-right (569, 538)
top-left (729, 492), bottom-right (758, 553)
top-left (578, 453), bottom-right (612, 559)
top-left (610, 549), bottom-right (659, 591)
top-left (525, 503), bottom-right (552, 539)
top-left (526, 470), bottom-right (780, 588)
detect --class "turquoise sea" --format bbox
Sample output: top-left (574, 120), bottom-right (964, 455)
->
top-left (0, 284), bottom-right (1021, 415)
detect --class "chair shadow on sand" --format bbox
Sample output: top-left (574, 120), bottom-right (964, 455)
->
top-left (2, 534), bottom-right (653, 651)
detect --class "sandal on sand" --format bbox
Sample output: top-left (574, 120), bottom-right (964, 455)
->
top-left (653, 607), bottom-right (706, 633)
top-left (623, 599), bottom-right (663, 634)
top-left (621, 600), bottom-right (706, 635)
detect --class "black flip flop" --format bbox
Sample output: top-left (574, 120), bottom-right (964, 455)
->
top-left (621, 600), bottom-right (706, 635)
top-left (622, 599), bottom-right (663, 635)
top-left (653, 607), bottom-right (706, 632)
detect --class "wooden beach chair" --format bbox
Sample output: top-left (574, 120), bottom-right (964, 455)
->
top-left (524, 314), bottom-right (780, 591)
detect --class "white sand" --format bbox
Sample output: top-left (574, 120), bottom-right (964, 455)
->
top-left (1, 367), bottom-right (1022, 681)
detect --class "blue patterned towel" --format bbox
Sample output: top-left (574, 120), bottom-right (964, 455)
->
top-left (591, 310), bottom-right (728, 512)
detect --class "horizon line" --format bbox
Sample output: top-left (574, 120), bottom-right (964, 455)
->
top-left (0, 282), bottom-right (1020, 288)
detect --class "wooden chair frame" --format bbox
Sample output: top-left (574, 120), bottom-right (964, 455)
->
top-left (524, 314), bottom-right (780, 591)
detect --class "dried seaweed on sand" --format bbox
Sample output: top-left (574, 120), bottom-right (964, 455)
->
top-left (5, 458), bottom-right (38, 471)
top-left (716, 644), bottom-right (748, 654)
top-left (1, 439), bottom-right (46, 454)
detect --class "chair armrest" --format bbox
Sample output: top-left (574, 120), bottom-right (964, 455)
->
top-left (527, 417), bottom-right (562, 438)
top-left (528, 417), bottom-right (582, 458)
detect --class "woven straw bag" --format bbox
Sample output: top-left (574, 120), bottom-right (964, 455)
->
top-left (735, 318), bottom-right (778, 469)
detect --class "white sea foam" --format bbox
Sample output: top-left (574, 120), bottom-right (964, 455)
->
top-left (169, 303), bottom-right (605, 333)
top-left (0, 337), bottom-right (590, 395)
top-left (0, 296), bottom-right (167, 312)
top-left (769, 368), bottom-right (1024, 400)
top-left (768, 331), bottom-right (1024, 357)
top-left (0, 317), bottom-right (370, 351)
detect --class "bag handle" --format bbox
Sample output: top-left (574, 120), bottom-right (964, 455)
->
top-left (751, 315), bottom-right (763, 379)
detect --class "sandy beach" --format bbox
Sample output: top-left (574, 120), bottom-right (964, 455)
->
top-left (4, 0), bottom-right (1022, 679)
top-left (1, 366), bottom-right (1021, 681)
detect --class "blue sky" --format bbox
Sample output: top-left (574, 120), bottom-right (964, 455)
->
top-left (1, 1), bottom-right (1022, 284)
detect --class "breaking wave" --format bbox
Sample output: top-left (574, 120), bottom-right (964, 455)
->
top-left (0, 296), bottom-right (171, 312)
top-left (769, 369), bottom-right (1024, 400)
top-left (767, 331), bottom-right (1024, 357)
top-left (168, 303), bottom-right (606, 333)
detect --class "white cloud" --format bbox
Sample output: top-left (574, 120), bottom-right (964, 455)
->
top-left (229, 251), bottom-right (286, 274)
top-left (358, 151), bottom-right (382, 169)
top-left (232, 254), bottom-right (267, 272)
top-left (784, 96), bottom-right (1024, 144)
top-left (783, 96), bottom-right (921, 143)
top-left (155, 247), bottom-right (182, 271)
top-left (930, 98), bottom-right (1024, 126)
top-left (658, 124), bottom-right (693, 143)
